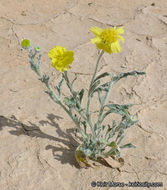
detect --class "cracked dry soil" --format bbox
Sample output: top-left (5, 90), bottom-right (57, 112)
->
top-left (0, 0), bottom-right (167, 190)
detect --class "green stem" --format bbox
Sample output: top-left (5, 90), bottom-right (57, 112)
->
top-left (63, 71), bottom-right (87, 121)
top-left (29, 53), bottom-right (87, 139)
top-left (57, 100), bottom-right (87, 139)
top-left (97, 80), bottom-right (113, 125)
top-left (86, 50), bottom-right (104, 137)
top-left (64, 71), bottom-right (75, 94)
top-left (46, 78), bottom-right (87, 139)
top-left (88, 50), bottom-right (104, 96)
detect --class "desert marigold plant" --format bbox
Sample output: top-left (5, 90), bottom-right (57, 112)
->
top-left (21, 26), bottom-right (145, 168)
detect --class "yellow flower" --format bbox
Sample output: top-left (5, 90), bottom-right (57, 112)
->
top-left (48, 46), bottom-right (74, 72)
top-left (90, 26), bottom-right (124, 54)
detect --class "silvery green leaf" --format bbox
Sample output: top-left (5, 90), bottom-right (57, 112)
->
top-left (104, 141), bottom-right (121, 157)
top-left (74, 115), bottom-right (81, 124)
top-left (94, 124), bottom-right (97, 131)
top-left (102, 109), bottom-right (128, 121)
top-left (55, 86), bottom-right (60, 94)
top-left (55, 78), bottom-right (64, 96)
top-left (112, 120), bottom-right (116, 128)
top-left (107, 120), bottom-right (117, 140)
top-left (97, 89), bottom-right (103, 105)
top-left (30, 63), bottom-right (36, 71)
top-left (71, 73), bottom-right (77, 86)
top-left (89, 80), bottom-right (100, 96)
top-left (98, 125), bottom-right (106, 138)
top-left (112, 70), bottom-right (146, 82)
top-left (105, 124), bottom-right (112, 139)
top-left (102, 104), bottom-right (133, 122)
top-left (64, 97), bottom-right (75, 107)
top-left (93, 82), bottom-right (110, 93)
top-left (104, 148), bottom-right (117, 157)
top-left (75, 101), bottom-right (80, 111)
top-left (45, 91), bottom-right (58, 102)
top-left (120, 143), bottom-right (136, 149)
top-left (117, 135), bottom-right (125, 145)
top-left (115, 129), bottom-right (124, 142)
top-left (96, 127), bottom-right (101, 137)
top-left (81, 121), bottom-right (87, 133)
top-left (108, 130), bottom-right (115, 140)
top-left (79, 89), bottom-right (84, 103)
top-left (94, 72), bottom-right (110, 83)
top-left (106, 104), bottom-right (134, 110)
top-left (121, 115), bottom-right (138, 129)
top-left (102, 125), bottom-right (105, 131)
top-left (101, 138), bottom-right (108, 145)
top-left (108, 141), bottom-right (117, 148)
top-left (39, 74), bottom-right (49, 83)
top-left (84, 149), bottom-right (92, 157)
top-left (58, 78), bottom-right (64, 89)
top-left (127, 119), bottom-right (138, 128)
top-left (37, 54), bottom-right (42, 66)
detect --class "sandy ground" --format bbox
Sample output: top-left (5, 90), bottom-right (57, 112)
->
top-left (0, 0), bottom-right (167, 189)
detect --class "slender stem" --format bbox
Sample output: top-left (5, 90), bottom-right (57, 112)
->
top-left (86, 51), bottom-right (104, 113)
top-left (63, 71), bottom-right (87, 121)
top-left (57, 100), bottom-right (87, 138)
top-left (64, 71), bottom-right (75, 94)
top-left (86, 50), bottom-right (104, 137)
top-left (97, 80), bottom-right (113, 125)
top-left (29, 52), bottom-right (87, 139)
top-left (88, 50), bottom-right (104, 96)
top-left (46, 78), bottom-right (87, 139)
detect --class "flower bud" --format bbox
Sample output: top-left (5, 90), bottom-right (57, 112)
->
top-left (35, 46), bottom-right (41, 53)
top-left (21, 39), bottom-right (31, 49)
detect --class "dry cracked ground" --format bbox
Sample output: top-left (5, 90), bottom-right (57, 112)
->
top-left (0, 0), bottom-right (167, 190)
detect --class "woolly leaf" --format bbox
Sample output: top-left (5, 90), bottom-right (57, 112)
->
top-left (112, 71), bottom-right (146, 84)
top-left (120, 143), bottom-right (136, 149)
top-left (94, 82), bottom-right (109, 93)
top-left (79, 89), bottom-right (84, 103)
top-left (64, 97), bottom-right (75, 107)
top-left (89, 80), bottom-right (100, 96)
top-left (106, 104), bottom-right (134, 110)
top-left (71, 73), bottom-right (78, 86)
top-left (94, 72), bottom-right (110, 83)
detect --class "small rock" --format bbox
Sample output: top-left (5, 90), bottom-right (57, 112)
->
top-left (21, 11), bottom-right (26, 16)
top-left (88, 2), bottom-right (93, 6)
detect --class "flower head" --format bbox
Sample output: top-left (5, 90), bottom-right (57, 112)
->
top-left (48, 46), bottom-right (74, 72)
top-left (21, 39), bottom-right (31, 49)
top-left (90, 26), bottom-right (124, 54)
top-left (35, 46), bottom-right (41, 53)
top-left (130, 115), bottom-right (135, 121)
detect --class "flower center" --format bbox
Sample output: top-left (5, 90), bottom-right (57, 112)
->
top-left (55, 49), bottom-right (66, 63)
top-left (100, 29), bottom-right (118, 44)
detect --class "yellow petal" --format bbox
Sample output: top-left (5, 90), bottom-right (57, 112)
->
top-left (66, 50), bottom-right (74, 58)
top-left (119, 35), bottom-right (124, 43)
top-left (90, 27), bottom-right (104, 36)
top-left (104, 45), bottom-right (112, 54)
top-left (49, 46), bottom-right (74, 72)
top-left (90, 37), bottom-right (102, 44)
top-left (51, 61), bottom-right (56, 68)
top-left (56, 65), bottom-right (64, 72)
top-left (117, 27), bottom-right (124, 34)
top-left (110, 41), bottom-right (122, 53)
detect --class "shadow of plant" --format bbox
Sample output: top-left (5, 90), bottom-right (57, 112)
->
top-left (0, 114), bottom-right (81, 168)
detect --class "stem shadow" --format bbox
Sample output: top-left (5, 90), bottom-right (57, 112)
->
top-left (0, 114), bottom-right (81, 168)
